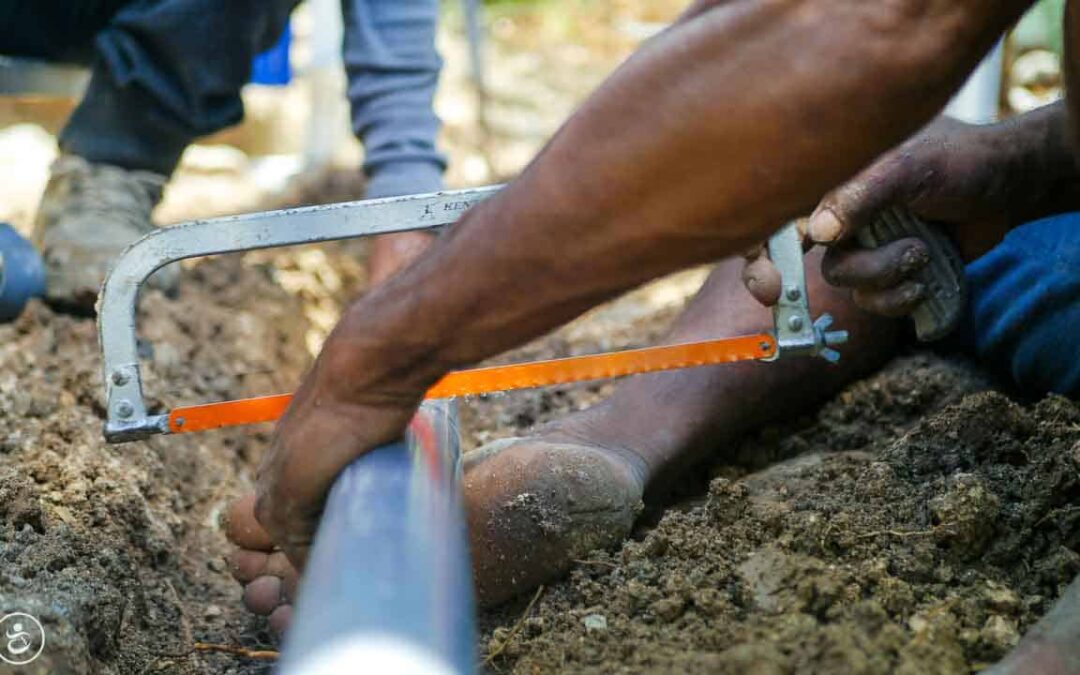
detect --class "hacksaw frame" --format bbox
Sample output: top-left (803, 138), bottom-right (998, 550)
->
top-left (97, 186), bottom-right (845, 443)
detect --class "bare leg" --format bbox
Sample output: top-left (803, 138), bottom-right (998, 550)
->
top-left (367, 232), bottom-right (436, 285)
top-left (226, 249), bottom-right (903, 623)
top-left (553, 250), bottom-right (900, 494)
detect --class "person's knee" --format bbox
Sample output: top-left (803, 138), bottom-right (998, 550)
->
top-left (961, 213), bottom-right (1080, 397)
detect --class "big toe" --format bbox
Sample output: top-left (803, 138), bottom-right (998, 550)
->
top-left (464, 437), bottom-right (645, 607)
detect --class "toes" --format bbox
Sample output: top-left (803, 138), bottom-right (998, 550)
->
top-left (263, 551), bottom-right (296, 579)
top-left (243, 576), bottom-right (284, 616)
top-left (268, 605), bottom-right (293, 635)
top-left (231, 550), bottom-right (298, 589)
top-left (225, 494), bottom-right (275, 550)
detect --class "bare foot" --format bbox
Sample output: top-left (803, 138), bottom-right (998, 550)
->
top-left (226, 432), bottom-right (647, 632)
top-left (463, 434), bottom-right (646, 606)
top-left (367, 231), bottom-right (436, 286)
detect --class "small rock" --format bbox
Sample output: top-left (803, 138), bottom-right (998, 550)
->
top-left (582, 614), bottom-right (607, 633)
top-left (651, 597), bottom-right (685, 623)
top-left (522, 616), bottom-right (544, 637)
top-left (982, 583), bottom-right (1020, 613)
top-left (981, 615), bottom-right (1020, 650)
top-left (691, 588), bottom-right (726, 617)
top-left (204, 604), bottom-right (223, 619)
top-left (206, 558), bottom-right (225, 573)
top-left (929, 473), bottom-right (999, 558)
top-left (907, 615), bottom-right (928, 633)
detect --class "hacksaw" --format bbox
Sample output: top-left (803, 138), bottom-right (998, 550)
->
top-left (96, 185), bottom-right (960, 443)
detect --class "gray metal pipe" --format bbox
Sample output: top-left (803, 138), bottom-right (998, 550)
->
top-left (278, 400), bottom-right (476, 674)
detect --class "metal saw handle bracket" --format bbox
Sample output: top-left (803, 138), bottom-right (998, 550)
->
top-left (764, 222), bottom-right (849, 363)
top-left (99, 186), bottom-right (502, 443)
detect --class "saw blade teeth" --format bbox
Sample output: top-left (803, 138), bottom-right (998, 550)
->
top-left (168, 334), bottom-right (776, 432)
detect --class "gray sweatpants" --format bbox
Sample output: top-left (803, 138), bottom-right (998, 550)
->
top-left (0, 0), bottom-right (445, 196)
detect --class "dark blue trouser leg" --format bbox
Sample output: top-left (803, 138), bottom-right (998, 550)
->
top-left (956, 213), bottom-right (1080, 398)
top-left (1, 0), bottom-right (298, 174)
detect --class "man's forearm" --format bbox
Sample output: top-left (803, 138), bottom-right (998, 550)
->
top-left (1001, 101), bottom-right (1080, 225)
top-left (318, 0), bottom-right (1034, 403)
top-left (1066, 0), bottom-right (1080, 151)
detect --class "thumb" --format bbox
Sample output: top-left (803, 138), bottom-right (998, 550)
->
top-left (808, 154), bottom-right (909, 245)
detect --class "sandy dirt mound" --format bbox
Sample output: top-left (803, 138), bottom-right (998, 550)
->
top-left (478, 355), bottom-right (1080, 674)
top-left (0, 260), bottom-right (310, 674)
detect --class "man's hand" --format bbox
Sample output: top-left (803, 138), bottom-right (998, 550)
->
top-left (744, 103), bottom-right (1080, 318)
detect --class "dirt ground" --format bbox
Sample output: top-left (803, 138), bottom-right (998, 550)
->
top-left (0, 262), bottom-right (311, 674)
top-left (477, 356), bottom-right (1080, 674)
top-left (0, 4), bottom-right (1076, 673)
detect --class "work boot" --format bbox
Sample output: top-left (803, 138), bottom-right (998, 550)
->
top-left (32, 155), bottom-right (175, 311)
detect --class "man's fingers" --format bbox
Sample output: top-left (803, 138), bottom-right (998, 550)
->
top-left (243, 576), bottom-right (285, 616)
top-left (225, 494), bottom-right (275, 550)
top-left (253, 486), bottom-right (314, 572)
top-left (821, 237), bottom-right (929, 290)
top-left (852, 281), bottom-right (925, 317)
top-left (741, 252), bottom-right (782, 305)
top-left (809, 155), bottom-right (910, 244)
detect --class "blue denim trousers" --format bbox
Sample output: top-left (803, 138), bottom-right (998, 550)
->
top-left (1, 0), bottom-right (297, 174)
top-left (0, 0), bottom-right (446, 196)
top-left (957, 212), bottom-right (1080, 397)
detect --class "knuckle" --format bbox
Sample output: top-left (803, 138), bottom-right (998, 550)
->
top-left (253, 492), bottom-right (277, 533)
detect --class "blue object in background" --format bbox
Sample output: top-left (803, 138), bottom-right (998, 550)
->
top-left (250, 23), bottom-right (291, 86)
top-left (958, 212), bottom-right (1080, 397)
top-left (0, 224), bottom-right (46, 322)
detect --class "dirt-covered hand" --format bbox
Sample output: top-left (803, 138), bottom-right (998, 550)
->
top-left (252, 296), bottom-right (442, 570)
top-left (745, 104), bottom-right (1079, 316)
top-left (808, 115), bottom-right (1026, 317)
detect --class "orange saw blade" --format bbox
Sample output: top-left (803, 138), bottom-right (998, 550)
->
top-left (167, 333), bottom-right (776, 434)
